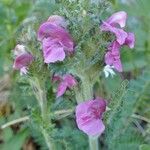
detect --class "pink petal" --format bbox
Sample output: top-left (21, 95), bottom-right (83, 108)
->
top-left (124, 32), bottom-right (135, 48)
top-left (43, 43), bottom-right (66, 63)
top-left (110, 41), bottom-right (120, 56)
top-left (113, 59), bottom-right (123, 72)
top-left (113, 28), bottom-right (127, 45)
top-left (106, 11), bottom-right (127, 28)
top-left (63, 74), bottom-right (77, 88)
top-left (105, 51), bottom-right (114, 65)
top-left (13, 53), bottom-right (33, 70)
top-left (76, 117), bottom-right (105, 136)
top-left (38, 22), bottom-right (74, 51)
top-left (76, 99), bottom-right (106, 136)
top-left (90, 98), bottom-right (107, 116)
top-left (56, 82), bottom-right (68, 97)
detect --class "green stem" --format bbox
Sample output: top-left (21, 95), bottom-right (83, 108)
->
top-left (89, 136), bottom-right (99, 150)
top-left (42, 125), bottom-right (55, 150)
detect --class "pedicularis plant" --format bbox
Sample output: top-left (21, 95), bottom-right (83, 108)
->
top-left (12, 0), bottom-right (135, 149)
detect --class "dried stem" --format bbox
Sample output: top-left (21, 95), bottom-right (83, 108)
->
top-left (1, 116), bottom-right (29, 129)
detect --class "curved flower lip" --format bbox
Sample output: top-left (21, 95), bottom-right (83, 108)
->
top-left (37, 22), bottom-right (74, 52)
top-left (105, 11), bottom-right (127, 28)
top-left (13, 53), bottom-right (34, 70)
top-left (76, 98), bottom-right (106, 136)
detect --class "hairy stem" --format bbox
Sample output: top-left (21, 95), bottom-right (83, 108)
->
top-left (29, 77), bottom-right (54, 150)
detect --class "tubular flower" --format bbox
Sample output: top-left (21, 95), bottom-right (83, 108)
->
top-left (37, 15), bottom-right (74, 63)
top-left (53, 74), bottom-right (77, 97)
top-left (101, 11), bottom-right (135, 76)
top-left (76, 97), bottom-right (106, 136)
top-left (13, 44), bottom-right (34, 75)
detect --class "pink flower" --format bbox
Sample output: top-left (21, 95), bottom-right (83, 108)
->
top-left (13, 44), bottom-right (34, 75)
top-left (104, 33), bottom-right (135, 73)
top-left (105, 41), bottom-right (122, 72)
top-left (76, 97), bottom-right (106, 136)
top-left (124, 32), bottom-right (135, 49)
top-left (101, 12), bottom-right (135, 74)
top-left (53, 74), bottom-right (77, 97)
top-left (37, 15), bottom-right (74, 63)
top-left (100, 11), bottom-right (128, 45)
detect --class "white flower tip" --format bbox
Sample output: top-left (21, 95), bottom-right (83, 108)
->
top-left (103, 65), bottom-right (116, 78)
top-left (106, 106), bottom-right (111, 111)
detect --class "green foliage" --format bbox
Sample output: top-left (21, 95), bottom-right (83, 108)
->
top-left (0, 0), bottom-right (150, 150)
top-left (104, 70), bottom-right (150, 150)
top-left (0, 128), bottom-right (29, 150)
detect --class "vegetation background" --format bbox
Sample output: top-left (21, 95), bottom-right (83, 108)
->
top-left (0, 0), bottom-right (150, 150)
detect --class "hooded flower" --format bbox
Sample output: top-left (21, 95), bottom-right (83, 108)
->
top-left (53, 74), bottom-right (77, 97)
top-left (37, 15), bottom-right (74, 63)
top-left (100, 11), bottom-right (128, 45)
top-left (76, 97), bottom-right (106, 136)
top-left (101, 11), bottom-right (135, 76)
top-left (13, 44), bottom-right (34, 75)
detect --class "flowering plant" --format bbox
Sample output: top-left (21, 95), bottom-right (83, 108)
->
top-left (3, 1), bottom-right (150, 150)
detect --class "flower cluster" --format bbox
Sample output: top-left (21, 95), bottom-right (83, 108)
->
top-left (12, 12), bottom-right (135, 137)
top-left (13, 44), bottom-right (33, 75)
top-left (37, 15), bottom-right (74, 63)
top-left (101, 11), bottom-right (135, 77)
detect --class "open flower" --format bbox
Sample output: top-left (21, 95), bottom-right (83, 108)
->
top-left (76, 97), bottom-right (106, 136)
top-left (37, 15), bottom-right (74, 63)
top-left (100, 11), bottom-right (128, 45)
top-left (13, 44), bottom-right (34, 75)
top-left (53, 74), bottom-right (77, 97)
